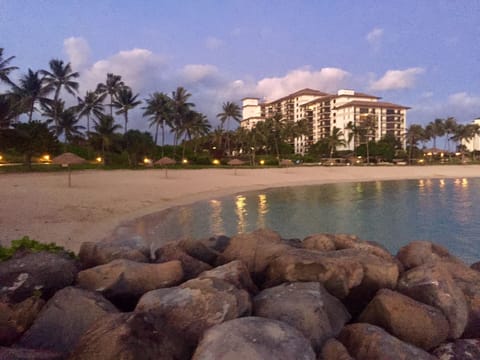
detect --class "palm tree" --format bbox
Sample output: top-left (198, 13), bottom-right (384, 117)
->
top-left (405, 124), bottom-right (426, 164)
top-left (217, 101), bottom-right (242, 156)
top-left (56, 106), bottom-right (85, 144)
top-left (451, 123), bottom-right (478, 162)
top-left (358, 114), bottom-right (377, 164)
top-left (91, 114), bottom-right (122, 164)
top-left (112, 86), bottom-right (141, 134)
top-left (143, 92), bottom-right (173, 154)
top-left (171, 87), bottom-right (194, 153)
top-left (0, 94), bottom-right (22, 129)
top-left (425, 118), bottom-right (445, 149)
top-left (40, 59), bottom-right (79, 134)
top-left (77, 91), bottom-right (105, 136)
top-left (444, 117), bottom-right (458, 153)
top-left (95, 73), bottom-right (125, 116)
top-left (13, 69), bottom-right (50, 121)
top-left (0, 48), bottom-right (18, 86)
top-left (326, 126), bottom-right (347, 159)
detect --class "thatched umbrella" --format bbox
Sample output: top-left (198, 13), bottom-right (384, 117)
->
top-left (155, 156), bottom-right (176, 178)
top-left (52, 152), bottom-right (86, 187)
top-left (227, 158), bottom-right (245, 175)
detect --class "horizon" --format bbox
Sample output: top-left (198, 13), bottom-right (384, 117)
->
top-left (1, 0), bottom-right (479, 143)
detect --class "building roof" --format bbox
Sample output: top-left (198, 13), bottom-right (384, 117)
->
top-left (335, 100), bottom-right (410, 110)
top-left (301, 95), bottom-right (338, 106)
top-left (337, 91), bottom-right (380, 99)
top-left (265, 88), bottom-right (331, 105)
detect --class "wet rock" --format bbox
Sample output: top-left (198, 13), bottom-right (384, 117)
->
top-left (0, 346), bottom-right (63, 359)
top-left (177, 238), bottom-right (220, 265)
top-left (136, 277), bottom-right (251, 345)
top-left (319, 338), bottom-right (354, 360)
top-left (397, 262), bottom-right (468, 339)
top-left (77, 259), bottom-right (183, 309)
top-left (396, 240), bottom-right (463, 270)
top-left (358, 288), bottom-right (449, 350)
top-left (0, 251), bottom-right (78, 303)
top-left (253, 282), bottom-right (350, 351)
top-left (471, 261), bottom-right (480, 272)
top-left (197, 260), bottom-right (258, 294)
top-left (338, 323), bottom-right (436, 360)
top-left (192, 317), bottom-right (315, 360)
top-left (69, 312), bottom-right (191, 360)
top-left (197, 235), bottom-right (231, 253)
top-left (78, 238), bottom-right (150, 268)
top-left (154, 243), bottom-right (211, 279)
top-left (327, 233), bottom-right (394, 261)
top-left (15, 287), bottom-right (118, 354)
top-left (302, 234), bottom-right (336, 252)
top-left (432, 339), bottom-right (480, 360)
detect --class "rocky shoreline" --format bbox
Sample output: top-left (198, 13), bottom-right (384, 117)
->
top-left (1, 229), bottom-right (480, 359)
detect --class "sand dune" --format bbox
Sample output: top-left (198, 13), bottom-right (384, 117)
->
top-left (1, 165), bottom-right (479, 252)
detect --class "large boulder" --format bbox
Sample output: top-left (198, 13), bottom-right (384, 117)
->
top-left (77, 259), bottom-right (183, 309)
top-left (192, 317), bottom-right (316, 360)
top-left (471, 261), bottom-right (480, 272)
top-left (0, 346), bottom-right (63, 359)
top-left (69, 312), bottom-right (191, 360)
top-left (320, 339), bottom-right (354, 360)
top-left (358, 288), bottom-right (449, 350)
top-left (15, 287), bottom-right (118, 354)
top-left (197, 260), bottom-right (258, 294)
top-left (177, 238), bottom-right (220, 265)
top-left (326, 233), bottom-right (394, 261)
top-left (0, 296), bottom-right (45, 345)
top-left (0, 251), bottom-right (78, 303)
top-left (253, 282), bottom-right (350, 351)
top-left (154, 243), bottom-right (212, 279)
top-left (396, 240), bottom-right (463, 270)
top-left (302, 234), bottom-right (336, 252)
top-left (397, 262), bottom-right (469, 339)
top-left (136, 277), bottom-right (251, 345)
top-left (338, 323), bottom-right (436, 360)
top-left (432, 339), bottom-right (480, 360)
top-left (78, 238), bottom-right (150, 268)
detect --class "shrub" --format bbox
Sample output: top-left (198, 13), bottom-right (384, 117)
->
top-left (0, 236), bottom-right (76, 261)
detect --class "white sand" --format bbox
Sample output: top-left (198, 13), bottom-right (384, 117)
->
top-left (1, 165), bottom-right (479, 252)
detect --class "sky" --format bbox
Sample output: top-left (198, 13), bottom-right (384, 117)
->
top-left (1, 0), bottom-right (480, 138)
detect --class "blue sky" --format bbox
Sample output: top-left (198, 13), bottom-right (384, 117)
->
top-left (1, 0), bottom-right (480, 134)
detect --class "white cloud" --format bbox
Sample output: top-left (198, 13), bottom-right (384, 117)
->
top-left (448, 92), bottom-right (480, 108)
top-left (370, 67), bottom-right (425, 91)
top-left (205, 36), bottom-right (223, 50)
top-left (63, 37), bottom-right (91, 71)
top-left (181, 64), bottom-right (219, 83)
top-left (366, 27), bottom-right (384, 45)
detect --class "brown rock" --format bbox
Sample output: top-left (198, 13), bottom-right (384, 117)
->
top-left (0, 346), bottom-right (63, 359)
top-left (432, 339), bottom-right (480, 359)
top-left (197, 260), bottom-right (258, 294)
top-left (320, 338), bottom-right (353, 360)
top-left (471, 261), bottom-right (480, 272)
top-left (328, 233), bottom-right (394, 261)
top-left (302, 234), bottom-right (336, 252)
top-left (253, 282), bottom-right (350, 351)
top-left (154, 243), bottom-right (211, 279)
top-left (396, 240), bottom-right (463, 270)
top-left (177, 238), bottom-right (220, 265)
top-left (358, 288), bottom-right (449, 350)
top-left (397, 262), bottom-right (468, 339)
top-left (192, 317), bottom-right (316, 360)
top-left (338, 323), bottom-right (436, 360)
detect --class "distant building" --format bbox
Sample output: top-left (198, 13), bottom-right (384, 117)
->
top-left (462, 118), bottom-right (480, 152)
top-left (241, 88), bottom-right (410, 154)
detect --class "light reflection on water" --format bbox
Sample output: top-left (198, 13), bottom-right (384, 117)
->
top-left (124, 178), bottom-right (480, 264)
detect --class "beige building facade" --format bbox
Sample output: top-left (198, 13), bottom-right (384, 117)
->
top-left (462, 118), bottom-right (480, 152)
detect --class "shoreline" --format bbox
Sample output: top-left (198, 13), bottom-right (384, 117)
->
top-left (1, 165), bottom-right (479, 252)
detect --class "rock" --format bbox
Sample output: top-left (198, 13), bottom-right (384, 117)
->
top-left (432, 339), bottom-right (480, 360)
top-left (136, 277), bottom-right (251, 345)
top-left (0, 297), bottom-right (45, 346)
top-left (302, 234), bottom-right (336, 252)
top-left (197, 235), bottom-right (231, 253)
top-left (471, 261), bottom-right (480, 272)
top-left (197, 260), bottom-right (258, 294)
top-left (338, 323), bottom-right (436, 360)
top-left (0, 251), bottom-right (78, 303)
top-left (78, 238), bottom-right (150, 268)
top-left (358, 289), bottom-right (449, 350)
top-left (216, 229), bottom-right (292, 281)
top-left (77, 259), bottom-right (183, 310)
top-left (177, 238), bottom-right (220, 265)
top-left (192, 317), bottom-right (316, 360)
top-left (69, 312), bottom-right (191, 360)
top-left (320, 338), bottom-right (354, 360)
top-left (397, 262), bottom-right (468, 339)
top-left (396, 240), bottom-right (462, 270)
top-left (253, 282), bottom-right (350, 351)
top-left (154, 243), bottom-right (212, 279)
top-left (328, 233), bottom-right (394, 261)
top-left (15, 287), bottom-right (118, 354)
top-left (0, 346), bottom-right (63, 359)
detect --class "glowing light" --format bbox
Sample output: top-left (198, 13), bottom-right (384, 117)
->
top-left (462, 178), bottom-right (468, 187)
top-left (182, 159), bottom-right (188, 164)
top-left (259, 160), bottom-right (265, 165)
top-left (212, 159), bottom-right (220, 165)
top-left (439, 179), bottom-right (445, 188)
top-left (0, 155), bottom-right (3, 161)
top-left (143, 158), bottom-right (152, 164)
top-left (42, 154), bottom-right (50, 162)
top-left (427, 152), bottom-right (433, 156)
top-left (418, 159), bottom-right (425, 163)
top-left (455, 152), bottom-right (461, 156)
top-left (440, 153), bottom-right (444, 157)
top-left (96, 157), bottom-right (102, 163)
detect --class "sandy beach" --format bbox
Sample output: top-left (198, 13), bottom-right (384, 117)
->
top-left (1, 165), bottom-right (479, 252)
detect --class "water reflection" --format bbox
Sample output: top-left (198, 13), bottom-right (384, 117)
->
top-left (257, 194), bottom-right (268, 229)
top-left (235, 195), bottom-right (247, 233)
top-left (209, 199), bottom-right (224, 235)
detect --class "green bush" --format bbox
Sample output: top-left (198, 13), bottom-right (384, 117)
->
top-left (0, 236), bottom-right (76, 261)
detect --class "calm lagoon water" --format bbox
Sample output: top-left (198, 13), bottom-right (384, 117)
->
top-left (130, 177), bottom-right (480, 264)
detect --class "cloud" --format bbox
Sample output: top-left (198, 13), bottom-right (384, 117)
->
top-left (205, 36), bottom-right (223, 50)
top-left (63, 37), bottom-right (91, 71)
top-left (448, 92), bottom-right (480, 108)
top-left (370, 67), bottom-right (425, 91)
top-left (366, 27), bottom-right (384, 46)
top-left (180, 64), bottom-right (219, 84)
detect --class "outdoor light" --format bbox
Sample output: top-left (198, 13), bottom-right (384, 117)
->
top-left (96, 157), bottom-right (102, 163)
top-left (212, 146), bottom-right (217, 150)
top-left (182, 159), bottom-right (188, 164)
top-left (143, 158), bottom-right (152, 164)
top-left (260, 160), bottom-right (265, 165)
top-left (42, 154), bottom-right (50, 162)
top-left (212, 159), bottom-right (220, 165)
top-left (455, 152), bottom-right (461, 156)
top-left (0, 155), bottom-right (3, 161)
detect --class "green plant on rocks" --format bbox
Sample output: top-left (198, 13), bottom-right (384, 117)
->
top-left (0, 236), bottom-right (75, 261)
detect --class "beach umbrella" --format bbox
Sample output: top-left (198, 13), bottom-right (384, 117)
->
top-left (52, 152), bottom-right (86, 187)
top-left (227, 158), bottom-right (245, 175)
top-left (155, 156), bottom-right (176, 178)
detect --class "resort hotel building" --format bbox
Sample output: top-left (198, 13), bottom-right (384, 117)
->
top-left (241, 88), bottom-right (410, 154)
top-left (462, 118), bottom-right (480, 152)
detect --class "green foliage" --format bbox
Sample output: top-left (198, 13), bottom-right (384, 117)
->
top-left (0, 236), bottom-right (75, 261)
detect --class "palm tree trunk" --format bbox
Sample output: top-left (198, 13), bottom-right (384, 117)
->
top-left (161, 120), bottom-right (165, 157)
top-left (124, 112), bottom-right (128, 134)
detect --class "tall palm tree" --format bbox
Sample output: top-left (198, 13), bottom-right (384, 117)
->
top-left (91, 114), bottom-right (122, 164)
top-left (40, 59), bottom-right (79, 134)
top-left (451, 123), bottom-right (478, 162)
top-left (77, 91), bottom-right (105, 136)
top-left (171, 86), bottom-right (194, 152)
top-left (95, 73), bottom-right (125, 116)
top-left (55, 106), bottom-right (85, 144)
top-left (0, 48), bottom-right (18, 86)
top-left (444, 117), bottom-right (458, 153)
top-left (143, 92), bottom-right (173, 154)
top-left (13, 69), bottom-right (50, 121)
top-left (112, 86), bottom-right (141, 134)
top-left (425, 118), bottom-right (445, 149)
top-left (326, 126), bottom-right (346, 159)
top-left (217, 101), bottom-right (242, 156)
top-left (405, 124), bottom-right (426, 164)
top-left (0, 93), bottom-right (22, 129)
top-left (359, 114), bottom-right (377, 164)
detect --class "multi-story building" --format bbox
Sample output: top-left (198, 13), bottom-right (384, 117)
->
top-left (241, 88), bottom-right (409, 154)
top-left (462, 118), bottom-right (480, 152)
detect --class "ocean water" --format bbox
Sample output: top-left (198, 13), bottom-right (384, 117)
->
top-left (123, 177), bottom-right (480, 264)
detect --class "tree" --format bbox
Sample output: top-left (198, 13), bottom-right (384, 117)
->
top-left (112, 86), bottom-right (141, 134)
top-left (451, 123), bottom-right (478, 162)
top-left (143, 92), bottom-right (173, 154)
top-left (56, 107), bottom-right (85, 144)
top-left (123, 130), bottom-right (155, 167)
top-left (77, 91), bottom-right (105, 136)
top-left (444, 117), bottom-right (458, 152)
top-left (358, 114), bottom-right (377, 164)
top-left (0, 48), bottom-right (18, 86)
top-left (171, 87), bottom-right (194, 153)
top-left (13, 69), bottom-right (51, 121)
top-left (405, 124), bottom-right (426, 164)
top-left (40, 59), bottom-right (79, 134)
top-left (91, 114), bottom-right (122, 164)
top-left (0, 94), bottom-right (20, 129)
top-left (217, 101), bottom-right (242, 156)
top-left (177, 110), bottom-right (211, 158)
top-left (95, 73), bottom-right (125, 116)
top-left (326, 126), bottom-right (346, 159)
top-left (425, 118), bottom-right (445, 149)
